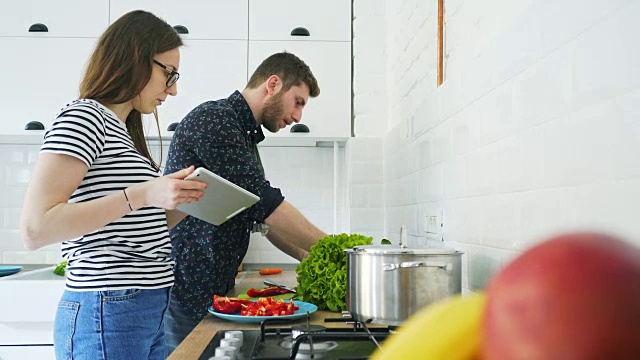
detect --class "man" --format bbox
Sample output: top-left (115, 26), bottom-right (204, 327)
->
top-left (163, 52), bottom-right (326, 354)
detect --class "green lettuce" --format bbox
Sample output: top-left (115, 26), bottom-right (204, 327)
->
top-left (53, 260), bottom-right (67, 276)
top-left (295, 233), bottom-right (372, 311)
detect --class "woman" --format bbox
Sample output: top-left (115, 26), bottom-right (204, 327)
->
top-left (19, 10), bottom-right (206, 360)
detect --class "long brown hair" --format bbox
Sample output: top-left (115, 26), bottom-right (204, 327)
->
top-left (80, 10), bottom-right (182, 171)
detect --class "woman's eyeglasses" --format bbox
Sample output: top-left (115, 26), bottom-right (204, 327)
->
top-left (153, 59), bottom-right (180, 88)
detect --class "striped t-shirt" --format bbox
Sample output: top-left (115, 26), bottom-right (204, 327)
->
top-left (41, 99), bottom-right (174, 291)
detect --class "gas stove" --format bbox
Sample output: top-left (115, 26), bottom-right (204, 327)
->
top-left (198, 314), bottom-right (392, 359)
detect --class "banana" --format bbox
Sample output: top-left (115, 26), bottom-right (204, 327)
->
top-left (370, 292), bottom-right (486, 360)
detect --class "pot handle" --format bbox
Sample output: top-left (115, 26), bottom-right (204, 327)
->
top-left (383, 261), bottom-right (453, 271)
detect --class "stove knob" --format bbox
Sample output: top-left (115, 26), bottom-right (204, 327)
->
top-left (224, 330), bottom-right (243, 347)
top-left (214, 346), bottom-right (236, 359)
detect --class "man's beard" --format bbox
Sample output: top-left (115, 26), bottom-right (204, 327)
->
top-left (261, 92), bottom-right (285, 133)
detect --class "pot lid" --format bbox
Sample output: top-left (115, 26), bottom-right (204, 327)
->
top-left (347, 245), bottom-right (459, 255)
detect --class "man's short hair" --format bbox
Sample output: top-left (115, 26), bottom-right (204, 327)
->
top-left (246, 52), bottom-right (320, 97)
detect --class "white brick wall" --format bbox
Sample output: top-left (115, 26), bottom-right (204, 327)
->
top-left (353, 0), bottom-right (389, 137)
top-left (353, 0), bottom-right (640, 292)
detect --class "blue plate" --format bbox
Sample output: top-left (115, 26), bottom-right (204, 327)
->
top-left (208, 300), bottom-right (318, 323)
top-left (0, 265), bottom-right (23, 277)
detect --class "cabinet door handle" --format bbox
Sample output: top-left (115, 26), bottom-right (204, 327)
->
top-left (290, 27), bottom-right (310, 36)
top-left (290, 124), bottom-right (309, 133)
top-left (167, 122), bottom-right (179, 131)
top-left (173, 25), bottom-right (189, 34)
top-left (28, 23), bottom-right (49, 32)
top-left (25, 121), bottom-right (45, 130)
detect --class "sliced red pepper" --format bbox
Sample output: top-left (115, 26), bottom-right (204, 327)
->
top-left (246, 286), bottom-right (295, 298)
top-left (213, 295), bottom-right (299, 317)
top-left (239, 298), bottom-right (299, 316)
top-left (212, 295), bottom-right (252, 314)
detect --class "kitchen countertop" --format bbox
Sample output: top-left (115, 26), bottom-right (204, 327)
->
top-left (0, 264), bottom-right (54, 278)
top-left (168, 270), bottom-right (367, 360)
top-left (0, 134), bottom-right (349, 147)
top-left (1, 264), bottom-right (52, 272)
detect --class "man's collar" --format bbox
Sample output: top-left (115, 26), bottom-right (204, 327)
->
top-left (228, 91), bottom-right (265, 143)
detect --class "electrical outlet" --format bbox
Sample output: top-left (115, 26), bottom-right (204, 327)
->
top-left (424, 210), bottom-right (444, 241)
top-left (425, 216), bottom-right (438, 234)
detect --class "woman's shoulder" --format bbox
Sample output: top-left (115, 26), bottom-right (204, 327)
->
top-left (48, 99), bottom-right (119, 139)
top-left (55, 99), bottom-right (126, 130)
top-left (55, 99), bottom-right (109, 120)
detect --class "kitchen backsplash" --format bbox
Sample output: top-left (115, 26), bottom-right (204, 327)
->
top-left (0, 141), bottom-right (366, 265)
top-left (243, 145), bottom-right (351, 264)
top-left (0, 144), bottom-right (48, 264)
top-left (244, 138), bottom-right (386, 265)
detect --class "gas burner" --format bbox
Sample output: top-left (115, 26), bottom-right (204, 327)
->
top-left (279, 336), bottom-right (338, 359)
top-left (281, 324), bottom-right (338, 359)
top-left (292, 324), bottom-right (326, 339)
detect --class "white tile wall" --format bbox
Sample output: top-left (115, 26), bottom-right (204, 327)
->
top-left (346, 138), bottom-right (385, 242)
top-left (0, 142), bottom-right (345, 265)
top-left (0, 144), bottom-right (44, 263)
top-left (245, 146), bottom-right (349, 264)
top-left (353, 0), bottom-right (640, 293)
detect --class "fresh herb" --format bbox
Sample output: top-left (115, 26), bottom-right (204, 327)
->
top-left (53, 261), bottom-right (68, 276)
top-left (295, 233), bottom-right (373, 311)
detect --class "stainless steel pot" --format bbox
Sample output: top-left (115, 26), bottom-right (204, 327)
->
top-left (345, 241), bottom-right (463, 326)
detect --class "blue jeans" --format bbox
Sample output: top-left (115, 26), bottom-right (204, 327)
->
top-left (164, 291), bottom-right (202, 357)
top-left (53, 288), bottom-right (170, 360)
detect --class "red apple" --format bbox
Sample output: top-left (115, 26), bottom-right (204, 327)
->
top-left (481, 233), bottom-right (640, 360)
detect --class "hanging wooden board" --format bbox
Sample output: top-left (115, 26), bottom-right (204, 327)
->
top-left (438, 0), bottom-right (444, 86)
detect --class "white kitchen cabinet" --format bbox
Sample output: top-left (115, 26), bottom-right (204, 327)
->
top-left (109, 0), bottom-right (248, 40)
top-left (0, 267), bottom-right (64, 360)
top-left (142, 40), bottom-right (248, 137)
top-left (111, 0), bottom-right (250, 137)
top-left (0, 267), bottom-right (65, 323)
top-left (249, 0), bottom-right (351, 41)
top-left (0, 0), bottom-right (106, 137)
top-left (0, 0), bottom-right (109, 38)
top-left (248, 41), bottom-right (351, 138)
top-left (248, 0), bottom-right (351, 140)
top-left (0, 0), bottom-right (352, 141)
top-left (0, 37), bottom-right (97, 136)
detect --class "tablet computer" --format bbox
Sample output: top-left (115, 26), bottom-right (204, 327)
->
top-left (177, 167), bottom-right (260, 226)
